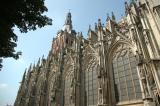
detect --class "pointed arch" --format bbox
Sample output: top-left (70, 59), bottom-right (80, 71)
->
top-left (106, 40), bottom-right (143, 104)
top-left (108, 40), bottom-right (136, 59)
top-left (84, 57), bottom-right (99, 106)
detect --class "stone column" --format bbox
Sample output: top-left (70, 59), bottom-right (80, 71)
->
top-left (137, 61), bottom-right (156, 106)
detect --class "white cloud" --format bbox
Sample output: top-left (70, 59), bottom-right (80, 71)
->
top-left (0, 83), bottom-right (8, 88)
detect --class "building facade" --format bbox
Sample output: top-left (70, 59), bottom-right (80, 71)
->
top-left (14, 0), bottom-right (160, 106)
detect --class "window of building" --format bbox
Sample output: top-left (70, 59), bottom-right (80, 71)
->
top-left (113, 51), bottom-right (142, 103)
top-left (85, 62), bottom-right (98, 106)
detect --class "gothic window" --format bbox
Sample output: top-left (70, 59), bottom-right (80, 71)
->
top-left (113, 49), bottom-right (142, 103)
top-left (85, 62), bottom-right (98, 106)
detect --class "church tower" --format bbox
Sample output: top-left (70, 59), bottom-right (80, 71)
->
top-left (63, 12), bottom-right (72, 32)
top-left (52, 12), bottom-right (76, 56)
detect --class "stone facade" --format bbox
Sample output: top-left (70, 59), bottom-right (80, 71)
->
top-left (14, 0), bottom-right (160, 106)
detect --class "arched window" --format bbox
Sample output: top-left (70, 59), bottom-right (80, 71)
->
top-left (112, 47), bottom-right (142, 103)
top-left (85, 61), bottom-right (98, 106)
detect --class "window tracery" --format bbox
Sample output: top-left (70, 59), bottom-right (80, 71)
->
top-left (112, 44), bottom-right (142, 103)
top-left (85, 61), bottom-right (98, 106)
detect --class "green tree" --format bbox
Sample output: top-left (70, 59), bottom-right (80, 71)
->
top-left (0, 0), bottom-right (52, 70)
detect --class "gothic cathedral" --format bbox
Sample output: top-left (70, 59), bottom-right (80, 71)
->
top-left (14, 0), bottom-right (160, 106)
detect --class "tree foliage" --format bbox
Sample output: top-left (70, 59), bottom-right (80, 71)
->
top-left (0, 0), bottom-right (52, 70)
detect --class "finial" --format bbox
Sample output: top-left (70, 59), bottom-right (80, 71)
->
top-left (80, 32), bottom-right (82, 35)
top-left (125, 1), bottom-right (128, 8)
top-left (106, 13), bottom-right (110, 21)
top-left (42, 55), bottom-right (44, 59)
top-left (28, 63), bottom-right (32, 72)
top-left (98, 19), bottom-right (102, 27)
top-left (125, 1), bottom-right (130, 15)
top-left (98, 19), bottom-right (103, 31)
top-left (22, 69), bottom-right (27, 83)
top-left (95, 23), bottom-right (98, 32)
top-left (88, 25), bottom-right (91, 35)
top-left (88, 25), bottom-right (91, 31)
top-left (80, 32), bottom-right (83, 37)
top-left (37, 57), bottom-right (41, 66)
top-left (89, 25), bottom-right (91, 29)
top-left (69, 9), bottom-right (71, 12)
top-left (112, 12), bottom-right (116, 21)
top-left (41, 55), bottom-right (44, 63)
top-left (24, 68), bottom-right (27, 74)
top-left (33, 62), bottom-right (36, 70)
top-left (41, 55), bottom-right (46, 65)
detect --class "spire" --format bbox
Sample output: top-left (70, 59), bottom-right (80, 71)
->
top-left (33, 62), bottom-right (36, 70)
top-left (80, 32), bottom-right (83, 37)
top-left (41, 55), bottom-right (46, 66)
top-left (125, 1), bottom-right (130, 15)
top-left (95, 23), bottom-right (98, 32)
top-left (89, 25), bottom-right (91, 31)
top-left (98, 19), bottom-right (102, 30)
top-left (98, 19), bottom-right (102, 27)
top-left (63, 11), bottom-right (72, 32)
top-left (88, 25), bottom-right (91, 33)
top-left (106, 13), bottom-right (110, 22)
top-left (88, 25), bottom-right (91, 38)
top-left (42, 55), bottom-right (44, 59)
top-left (28, 63), bottom-right (32, 72)
top-left (22, 69), bottom-right (27, 83)
top-left (36, 58), bottom-right (41, 67)
top-left (65, 12), bottom-right (72, 25)
top-left (112, 12), bottom-right (116, 21)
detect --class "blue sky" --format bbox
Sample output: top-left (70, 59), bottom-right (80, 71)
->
top-left (0, 0), bottom-right (125, 105)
